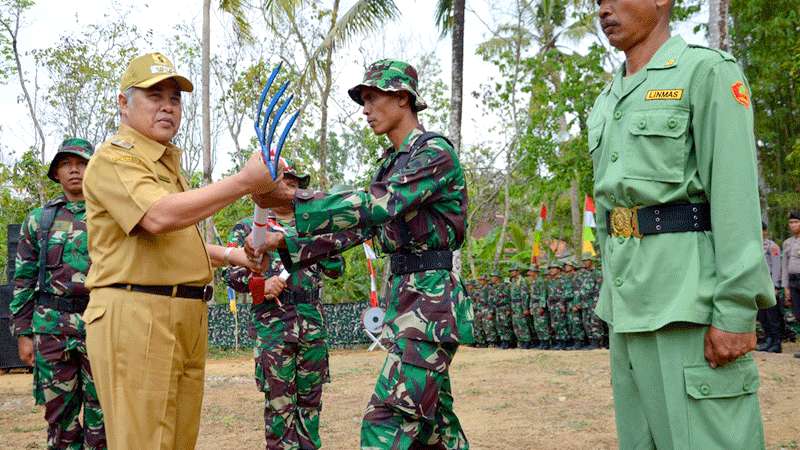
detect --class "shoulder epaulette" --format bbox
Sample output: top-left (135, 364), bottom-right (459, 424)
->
top-left (687, 44), bottom-right (736, 62)
top-left (110, 138), bottom-right (134, 150)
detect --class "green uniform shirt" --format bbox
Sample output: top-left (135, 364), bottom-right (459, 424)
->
top-left (588, 36), bottom-right (774, 334)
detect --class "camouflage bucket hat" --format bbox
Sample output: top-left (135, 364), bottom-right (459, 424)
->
top-left (348, 59), bottom-right (428, 112)
top-left (48, 138), bottom-right (94, 182)
top-left (281, 158), bottom-right (310, 189)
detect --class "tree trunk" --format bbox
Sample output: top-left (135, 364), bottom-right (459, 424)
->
top-left (316, 0), bottom-right (340, 190)
top-left (493, 176), bottom-right (511, 270)
top-left (449, 0), bottom-right (465, 276)
top-left (569, 178), bottom-right (581, 257)
top-left (201, 0), bottom-right (214, 243)
top-left (708, 0), bottom-right (730, 51)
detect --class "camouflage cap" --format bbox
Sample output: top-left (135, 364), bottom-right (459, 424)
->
top-left (120, 52), bottom-right (193, 93)
top-left (47, 138), bottom-right (94, 182)
top-left (547, 260), bottom-right (563, 270)
top-left (526, 264), bottom-right (539, 274)
top-left (348, 59), bottom-right (427, 112)
top-left (281, 158), bottom-right (310, 189)
top-left (562, 258), bottom-right (578, 268)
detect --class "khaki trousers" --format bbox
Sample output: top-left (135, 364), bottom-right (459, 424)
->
top-left (83, 287), bottom-right (208, 450)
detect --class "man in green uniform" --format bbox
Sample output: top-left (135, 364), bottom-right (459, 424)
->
top-left (526, 265), bottom-right (552, 349)
top-left (226, 161), bottom-right (343, 449)
top-left (491, 271), bottom-right (514, 349)
top-left (508, 264), bottom-right (534, 348)
top-left (590, 1), bottom-right (775, 447)
top-left (562, 259), bottom-right (587, 350)
top-left (545, 262), bottom-right (569, 350)
top-left (248, 59), bottom-right (471, 449)
top-left (479, 274), bottom-right (499, 347)
top-left (468, 279), bottom-right (487, 347)
top-left (11, 139), bottom-right (106, 449)
top-left (577, 256), bottom-right (604, 350)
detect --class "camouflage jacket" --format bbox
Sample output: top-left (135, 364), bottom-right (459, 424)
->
top-left (226, 216), bottom-right (344, 342)
top-left (11, 197), bottom-right (90, 337)
top-left (545, 277), bottom-right (564, 303)
top-left (560, 274), bottom-right (579, 307)
top-left (508, 277), bottom-right (525, 304)
top-left (575, 270), bottom-right (597, 301)
top-left (278, 126), bottom-right (473, 345)
top-left (526, 278), bottom-right (545, 310)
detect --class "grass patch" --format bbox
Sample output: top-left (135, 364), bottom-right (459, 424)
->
top-left (208, 347), bottom-right (252, 360)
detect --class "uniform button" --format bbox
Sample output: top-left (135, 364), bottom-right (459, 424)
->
top-left (614, 277), bottom-right (623, 287)
top-left (610, 194), bottom-right (617, 203)
top-left (617, 237), bottom-right (625, 244)
top-left (637, 119), bottom-right (646, 129)
top-left (302, 213), bottom-right (310, 220)
top-left (614, 111), bottom-right (623, 120)
top-left (699, 384), bottom-right (711, 396)
top-left (610, 152), bottom-right (619, 162)
top-left (743, 382), bottom-right (750, 391)
top-left (668, 118), bottom-right (678, 129)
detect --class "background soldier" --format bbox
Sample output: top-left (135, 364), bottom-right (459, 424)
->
top-left (480, 274), bottom-right (499, 347)
top-left (758, 221), bottom-right (783, 353)
top-left (492, 271), bottom-right (514, 349)
top-left (469, 279), bottom-right (487, 347)
top-left (226, 161), bottom-right (342, 449)
top-left (508, 264), bottom-right (534, 349)
top-left (578, 256), bottom-right (604, 350)
top-left (592, 1), bottom-right (775, 447)
top-left (11, 138), bottom-right (106, 449)
top-left (562, 259), bottom-right (587, 350)
top-left (526, 265), bottom-right (552, 349)
top-left (546, 261), bottom-right (569, 350)
top-left (782, 212), bottom-right (800, 359)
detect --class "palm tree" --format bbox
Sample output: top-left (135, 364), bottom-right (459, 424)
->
top-left (262, 0), bottom-right (400, 188)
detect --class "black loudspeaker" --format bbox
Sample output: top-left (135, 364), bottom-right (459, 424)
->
top-left (7, 224), bottom-right (21, 282)
top-left (0, 284), bottom-right (27, 370)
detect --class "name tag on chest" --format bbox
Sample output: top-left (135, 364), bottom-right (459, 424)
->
top-left (645, 89), bottom-right (684, 101)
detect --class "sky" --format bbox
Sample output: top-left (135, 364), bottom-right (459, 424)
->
top-left (0, 0), bottom-right (708, 177)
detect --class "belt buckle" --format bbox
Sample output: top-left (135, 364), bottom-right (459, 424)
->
top-left (610, 207), bottom-right (642, 239)
top-left (203, 285), bottom-right (214, 302)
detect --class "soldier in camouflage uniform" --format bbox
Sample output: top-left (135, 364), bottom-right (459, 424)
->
top-left (479, 274), bottom-right (498, 347)
top-left (526, 265), bottom-right (552, 349)
top-left (577, 257), bottom-right (604, 349)
top-left (227, 160), bottom-right (342, 450)
top-left (562, 260), bottom-right (587, 350)
top-left (491, 272), bottom-right (514, 349)
top-left (248, 59), bottom-right (471, 449)
top-left (467, 279), bottom-right (486, 347)
top-left (508, 264), bottom-right (534, 349)
top-left (545, 261), bottom-right (570, 350)
top-left (11, 138), bottom-right (106, 449)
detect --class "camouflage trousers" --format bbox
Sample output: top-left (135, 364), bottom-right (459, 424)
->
top-left (253, 318), bottom-right (330, 450)
top-left (471, 310), bottom-right (486, 345)
top-left (530, 305), bottom-right (553, 342)
top-left (510, 301), bottom-right (532, 343)
top-left (481, 308), bottom-right (498, 343)
top-left (493, 305), bottom-right (514, 342)
top-left (33, 333), bottom-right (106, 450)
top-left (581, 299), bottom-right (605, 340)
top-left (547, 298), bottom-right (569, 341)
top-left (361, 339), bottom-right (469, 450)
top-left (567, 304), bottom-right (586, 341)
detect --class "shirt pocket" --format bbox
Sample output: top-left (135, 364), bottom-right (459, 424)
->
top-left (624, 108), bottom-right (690, 183)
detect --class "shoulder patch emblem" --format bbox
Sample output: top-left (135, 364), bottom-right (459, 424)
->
top-left (645, 89), bottom-right (684, 101)
top-left (110, 138), bottom-right (134, 150)
top-left (731, 81), bottom-right (750, 108)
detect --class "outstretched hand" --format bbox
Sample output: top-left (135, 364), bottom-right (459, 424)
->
top-left (704, 325), bottom-right (756, 368)
top-left (245, 231), bottom-right (286, 262)
top-left (252, 179), bottom-right (296, 209)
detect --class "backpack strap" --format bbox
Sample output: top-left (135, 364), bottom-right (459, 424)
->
top-left (371, 132), bottom-right (452, 249)
top-left (37, 202), bottom-right (62, 292)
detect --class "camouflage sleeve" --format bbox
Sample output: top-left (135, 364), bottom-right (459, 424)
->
top-left (317, 255), bottom-right (345, 279)
top-left (225, 220), bottom-right (253, 293)
top-left (279, 227), bottom-right (372, 273)
top-left (293, 139), bottom-right (459, 236)
top-left (10, 210), bottom-right (40, 336)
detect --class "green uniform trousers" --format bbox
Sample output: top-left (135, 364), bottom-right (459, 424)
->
top-left (610, 323), bottom-right (765, 450)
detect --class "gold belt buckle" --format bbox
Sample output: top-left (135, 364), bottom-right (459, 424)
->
top-left (610, 206), bottom-right (642, 238)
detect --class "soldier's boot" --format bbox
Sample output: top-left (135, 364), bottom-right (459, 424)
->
top-left (499, 340), bottom-right (511, 349)
top-left (757, 338), bottom-right (771, 352)
top-left (584, 339), bottom-right (601, 350)
top-left (765, 338), bottom-right (782, 353)
top-left (540, 340), bottom-right (552, 350)
top-left (552, 340), bottom-right (566, 350)
top-left (571, 339), bottom-right (588, 350)
top-left (520, 341), bottom-right (531, 349)
top-left (563, 338), bottom-right (575, 350)
top-left (794, 351), bottom-right (800, 359)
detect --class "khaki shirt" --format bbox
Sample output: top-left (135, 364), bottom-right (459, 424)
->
top-left (588, 36), bottom-right (774, 334)
top-left (781, 236), bottom-right (800, 287)
top-left (83, 124), bottom-right (212, 287)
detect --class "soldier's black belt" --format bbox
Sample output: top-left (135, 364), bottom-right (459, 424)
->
top-left (110, 283), bottom-right (213, 301)
top-left (37, 293), bottom-right (90, 314)
top-left (607, 203), bottom-right (711, 238)
top-left (251, 290), bottom-right (318, 314)
top-left (390, 250), bottom-right (453, 275)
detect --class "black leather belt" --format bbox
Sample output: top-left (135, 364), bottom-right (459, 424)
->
top-left (390, 250), bottom-right (453, 275)
top-left (251, 290), bottom-right (319, 314)
top-left (110, 283), bottom-right (213, 301)
top-left (607, 203), bottom-right (711, 238)
top-left (37, 293), bottom-right (90, 314)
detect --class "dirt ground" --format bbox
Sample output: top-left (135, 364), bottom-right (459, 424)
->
top-left (1, 344), bottom-right (799, 450)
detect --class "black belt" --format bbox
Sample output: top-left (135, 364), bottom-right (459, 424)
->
top-left (251, 290), bottom-right (318, 314)
top-left (110, 283), bottom-right (213, 301)
top-left (607, 203), bottom-right (711, 238)
top-left (390, 250), bottom-right (453, 275)
top-left (37, 293), bottom-right (90, 314)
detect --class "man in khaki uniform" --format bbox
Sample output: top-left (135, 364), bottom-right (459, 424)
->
top-left (81, 53), bottom-right (277, 449)
top-left (781, 211), bottom-right (800, 358)
top-left (590, 1), bottom-right (774, 448)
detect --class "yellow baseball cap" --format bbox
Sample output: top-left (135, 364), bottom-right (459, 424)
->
top-left (120, 52), bottom-right (194, 92)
